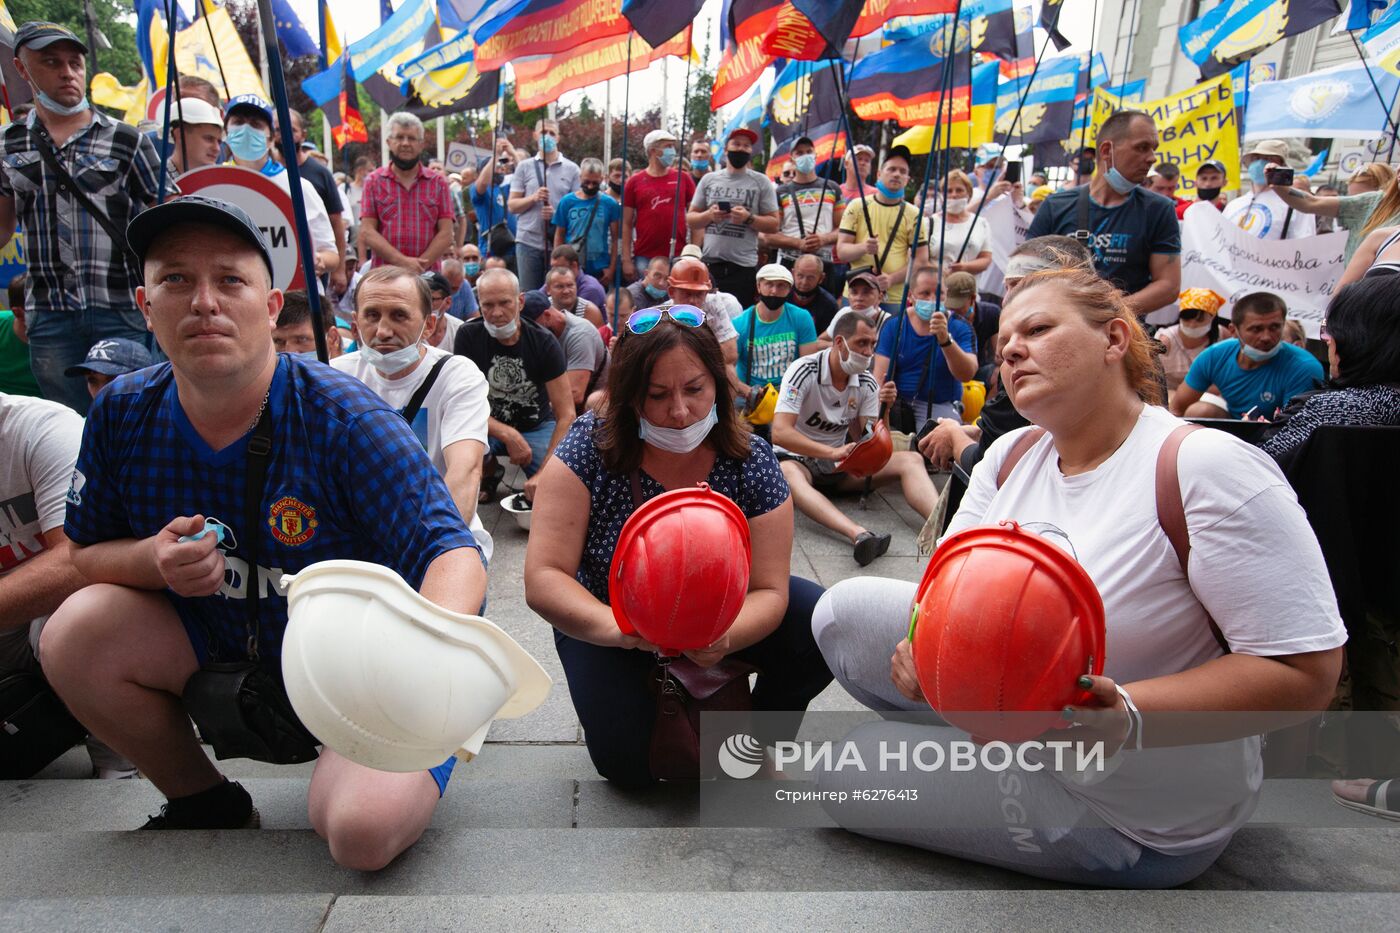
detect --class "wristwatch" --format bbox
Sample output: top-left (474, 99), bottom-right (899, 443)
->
top-left (938, 338), bottom-right (952, 347)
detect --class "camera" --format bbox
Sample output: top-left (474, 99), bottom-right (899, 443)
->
top-left (1264, 166), bottom-right (1294, 186)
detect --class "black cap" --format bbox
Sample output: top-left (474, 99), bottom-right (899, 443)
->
top-left (126, 195), bottom-right (273, 277)
top-left (14, 21), bottom-right (87, 53)
top-left (420, 271), bottom-right (450, 296)
top-left (793, 135), bottom-right (815, 149)
top-left (885, 144), bottom-right (913, 165)
top-left (521, 291), bottom-right (550, 322)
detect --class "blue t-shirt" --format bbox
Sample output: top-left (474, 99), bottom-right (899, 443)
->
top-left (469, 179), bottom-right (516, 255)
top-left (552, 411), bottom-right (790, 605)
top-left (876, 313), bottom-right (976, 405)
top-left (1026, 186), bottom-right (1180, 295)
top-left (734, 302), bottom-right (819, 386)
top-left (553, 192), bottom-right (621, 275)
top-left (1183, 339), bottom-right (1323, 418)
top-left (449, 282), bottom-right (478, 320)
top-left (64, 355), bottom-right (478, 662)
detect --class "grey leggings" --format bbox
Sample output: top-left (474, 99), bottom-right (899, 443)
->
top-left (811, 577), bottom-right (1229, 889)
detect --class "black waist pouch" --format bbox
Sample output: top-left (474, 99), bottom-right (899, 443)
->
top-left (183, 662), bottom-right (319, 765)
top-left (0, 671), bottom-right (89, 778)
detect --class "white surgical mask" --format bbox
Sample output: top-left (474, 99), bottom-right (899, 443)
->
top-left (837, 341), bottom-right (872, 375)
top-left (639, 404), bottom-right (717, 453)
top-left (35, 87), bottom-right (89, 116)
top-left (1178, 319), bottom-right (1213, 339)
top-left (359, 322), bottom-right (426, 375)
top-left (944, 197), bottom-right (969, 214)
top-left (1239, 339), bottom-right (1283, 363)
top-left (483, 316), bottom-right (518, 340)
top-left (794, 153), bottom-right (816, 175)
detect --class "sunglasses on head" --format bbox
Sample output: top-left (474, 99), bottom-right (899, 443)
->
top-left (626, 305), bottom-right (706, 335)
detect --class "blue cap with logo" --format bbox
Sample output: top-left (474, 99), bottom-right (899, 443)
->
top-left (65, 338), bottom-right (155, 378)
top-left (225, 93), bottom-right (273, 125)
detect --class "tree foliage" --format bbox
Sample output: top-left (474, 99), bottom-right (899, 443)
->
top-left (9, 0), bottom-right (141, 86)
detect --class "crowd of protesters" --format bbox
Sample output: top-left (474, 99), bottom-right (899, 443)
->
top-left (1, 19), bottom-right (1397, 885)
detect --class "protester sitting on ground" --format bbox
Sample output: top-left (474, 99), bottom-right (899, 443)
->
top-left (333, 264), bottom-right (490, 560)
top-left (836, 145), bottom-right (929, 312)
top-left (941, 271), bottom-right (1000, 375)
top-left (271, 289), bottom-right (344, 360)
top-left (537, 245), bottom-right (607, 311)
top-left (1182, 159), bottom-right (1228, 218)
top-left (441, 258), bottom-right (479, 320)
top-left (812, 264), bottom-right (1345, 887)
top-left (64, 337), bottom-right (155, 400)
top-left (1271, 161), bottom-right (1400, 262)
top-left (453, 268), bottom-right (575, 503)
top-left (553, 160), bottom-right (620, 287)
top-left (1156, 288), bottom-right (1224, 396)
top-left (873, 267), bottom-right (978, 431)
top-left (627, 257), bottom-right (672, 310)
top-left (1283, 319), bottom-right (1307, 348)
top-left (1259, 277), bottom-right (1400, 471)
top-left (42, 196), bottom-right (487, 869)
top-left (1026, 110), bottom-right (1181, 318)
top-left (1171, 291), bottom-right (1324, 420)
top-left (788, 253), bottom-right (839, 334)
top-left (523, 304), bottom-right (832, 788)
top-left (817, 270), bottom-right (887, 348)
top-left (522, 288), bottom-right (607, 414)
top-left (422, 272), bottom-right (464, 350)
top-left (733, 264), bottom-right (818, 397)
top-left (926, 170), bottom-right (992, 278)
top-left (460, 244), bottom-right (483, 285)
top-left (0, 391), bottom-right (137, 779)
top-left (0, 273), bottom-right (39, 397)
top-left (1223, 139), bottom-right (1316, 242)
top-left (772, 312), bottom-right (938, 566)
top-left (542, 265), bottom-right (604, 328)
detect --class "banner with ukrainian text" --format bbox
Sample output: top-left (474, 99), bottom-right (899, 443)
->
top-left (476, 0), bottom-right (631, 71)
top-left (713, 0), bottom-right (784, 108)
top-left (851, 0), bottom-right (958, 37)
top-left (512, 28), bottom-right (690, 110)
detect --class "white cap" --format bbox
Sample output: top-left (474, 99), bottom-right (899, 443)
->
top-left (643, 128), bottom-right (677, 150)
top-left (679, 243), bottom-right (703, 259)
top-left (755, 263), bottom-right (793, 285)
top-left (172, 97), bottom-right (224, 128)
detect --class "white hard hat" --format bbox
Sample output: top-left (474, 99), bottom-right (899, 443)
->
top-left (279, 560), bottom-right (551, 771)
top-left (173, 97), bottom-right (223, 128)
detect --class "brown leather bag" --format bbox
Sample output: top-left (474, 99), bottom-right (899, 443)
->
top-left (647, 656), bottom-right (755, 781)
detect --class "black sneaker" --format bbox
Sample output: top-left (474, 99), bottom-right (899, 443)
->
top-left (140, 780), bottom-right (260, 830)
top-left (853, 531), bottom-right (892, 567)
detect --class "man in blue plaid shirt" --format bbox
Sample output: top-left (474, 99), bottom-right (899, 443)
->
top-left (0, 22), bottom-right (166, 414)
top-left (40, 195), bottom-right (487, 871)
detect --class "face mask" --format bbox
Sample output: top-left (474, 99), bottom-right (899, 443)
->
top-left (1197, 186), bottom-right (1221, 201)
top-left (1179, 319), bottom-right (1213, 338)
top-left (660, 147), bottom-right (677, 168)
top-left (483, 316), bottom-right (519, 340)
top-left (581, 182), bottom-right (600, 195)
top-left (540, 134), bottom-right (557, 154)
top-left (608, 180), bottom-right (623, 194)
top-left (464, 262), bottom-right (480, 277)
top-left (758, 293), bottom-right (787, 311)
top-left (913, 299), bottom-right (938, 321)
top-left (294, 349), bottom-right (321, 360)
top-left (639, 404), bottom-right (717, 454)
top-left (693, 158), bottom-right (710, 170)
top-left (726, 149), bottom-right (751, 169)
top-left (225, 124), bottom-right (269, 162)
top-left (945, 197), bottom-right (969, 214)
top-left (794, 153), bottom-right (816, 175)
top-left (1104, 146), bottom-right (1137, 195)
top-left (1247, 160), bottom-right (1269, 186)
top-left (644, 283), bottom-right (668, 299)
top-left (837, 340), bottom-right (872, 375)
top-left (360, 322), bottom-right (426, 375)
top-left (1239, 339), bottom-right (1282, 362)
top-left (35, 87), bottom-right (89, 116)
top-left (875, 180), bottom-right (903, 200)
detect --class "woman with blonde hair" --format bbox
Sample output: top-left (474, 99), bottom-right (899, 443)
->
top-left (926, 169), bottom-right (994, 277)
top-left (1272, 161), bottom-right (1400, 262)
top-left (811, 267), bottom-right (1345, 887)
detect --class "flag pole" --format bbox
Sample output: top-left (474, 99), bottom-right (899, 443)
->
top-left (1077, 0), bottom-right (1101, 160)
top-left (610, 30), bottom-right (635, 334)
top-left (198, 0), bottom-right (232, 100)
top-left (256, 0), bottom-right (328, 363)
top-left (1346, 31), bottom-right (1400, 139)
top-left (157, 0), bottom-right (180, 204)
top-left (668, 31), bottom-right (695, 261)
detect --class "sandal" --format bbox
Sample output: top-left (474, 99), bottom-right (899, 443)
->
top-left (1332, 779), bottom-right (1400, 822)
top-left (478, 461), bottom-right (504, 504)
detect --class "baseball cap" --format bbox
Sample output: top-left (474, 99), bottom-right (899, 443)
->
top-left (14, 21), bottom-right (86, 53)
top-left (225, 93), bottom-right (274, 126)
top-left (852, 144), bottom-right (875, 158)
top-left (846, 269), bottom-right (884, 294)
top-left (755, 263), bottom-right (793, 285)
top-left (171, 97), bottom-right (223, 128)
top-left (943, 272), bottom-right (977, 310)
top-left (421, 271), bottom-right (450, 297)
top-left (521, 291), bottom-right (551, 322)
top-left (643, 128), bottom-right (677, 150)
top-left (126, 195), bottom-right (274, 278)
top-left (884, 145), bottom-right (913, 165)
top-left (726, 127), bottom-right (759, 146)
top-left (976, 142), bottom-right (1005, 164)
top-left (1196, 159), bottom-right (1228, 176)
top-left (1244, 139), bottom-right (1289, 161)
top-left (65, 338), bottom-right (154, 378)
top-left (793, 135), bottom-right (815, 149)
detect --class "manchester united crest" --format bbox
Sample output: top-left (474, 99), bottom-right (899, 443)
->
top-left (268, 496), bottom-right (319, 546)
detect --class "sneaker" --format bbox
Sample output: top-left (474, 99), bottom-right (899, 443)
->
top-left (853, 531), bottom-right (892, 567)
top-left (93, 766), bottom-right (141, 780)
top-left (140, 780), bottom-right (260, 830)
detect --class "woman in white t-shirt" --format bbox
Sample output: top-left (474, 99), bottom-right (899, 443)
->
top-left (810, 266), bottom-right (1345, 887)
top-left (925, 170), bottom-right (991, 278)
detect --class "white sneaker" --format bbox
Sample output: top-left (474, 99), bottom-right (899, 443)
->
top-left (93, 765), bottom-right (141, 780)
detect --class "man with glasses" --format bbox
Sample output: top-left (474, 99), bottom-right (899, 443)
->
top-left (358, 111), bottom-right (455, 273)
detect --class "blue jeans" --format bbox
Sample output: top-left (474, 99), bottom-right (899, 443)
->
top-left (26, 305), bottom-right (154, 415)
top-left (488, 419), bottom-right (556, 476)
top-left (516, 243), bottom-right (550, 294)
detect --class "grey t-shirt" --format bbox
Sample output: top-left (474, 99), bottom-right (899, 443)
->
top-left (690, 168), bottom-right (779, 267)
top-left (559, 311), bottom-right (607, 394)
top-left (509, 154), bottom-right (581, 250)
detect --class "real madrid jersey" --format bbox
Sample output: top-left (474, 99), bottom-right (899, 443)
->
top-left (773, 349), bottom-right (880, 452)
top-left (64, 354), bottom-right (478, 662)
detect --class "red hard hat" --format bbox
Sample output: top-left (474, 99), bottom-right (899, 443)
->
top-left (836, 418), bottom-right (893, 479)
top-left (908, 521), bottom-right (1106, 743)
top-left (609, 483), bottom-right (751, 655)
top-left (668, 256), bottom-right (711, 291)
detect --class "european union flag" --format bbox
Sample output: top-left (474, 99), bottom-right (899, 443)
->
top-left (1180, 0), bottom-right (1343, 79)
top-left (272, 0), bottom-right (319, 59)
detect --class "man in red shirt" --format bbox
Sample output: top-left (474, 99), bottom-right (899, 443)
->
top-left (357, 111), bottom-right (455, 272)
top-left (621, 128), bottom-right (695, 281)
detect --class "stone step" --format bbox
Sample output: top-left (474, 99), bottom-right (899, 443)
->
top-left (2, 891), bottom-right (1398, 933)
top-left (0, 825), bottom-right (1396, 898)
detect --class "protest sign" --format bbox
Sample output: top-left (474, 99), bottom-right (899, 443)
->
top-left (177, 166), bottom-right (306, 292)
top-left (1179, 202), bottom-right (1345, 336)
top-left (1090, 73), bottom-right (1239, 193)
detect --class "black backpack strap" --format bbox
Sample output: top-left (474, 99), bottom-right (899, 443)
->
top-left (1074, 184), bottom-right (1091, 242)
top-left (875, 201), bottom-right (905, 274)
top-left (241, 400), bottom-right (275, 660)
top-left (399, 355), bottom-right (451, 427)
top-left (28, 124), bottom-right (142, 272)
top-left (1281, 206), bottom-right (1294, 239)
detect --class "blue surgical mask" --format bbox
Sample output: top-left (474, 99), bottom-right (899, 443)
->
top-left (35, 87), bottom-right (89, 116)
top-left (1247, 160), bottom-right (1269, 187)
top-left (794, 153), bottom-right (816, 175)
top-left (660, 147), bottom-right (677, 168)
top-left (644, 283), bottom-right (668, 299)
top-left (464, 262), bottom-right (480, 277)
top-left (226, 123), bottom-right (269, 162)
top-left (875, 180), bottom-right (903, 200)
top-left (913, 299), bottom-right (938, 321)
top-left (1239, 339), bottom-right (1283, 363)
top-left (639, 404), bottom-right (718, 454)
top-left (540, 134), bottom-right (557, 154)
top-left (1104, 146), bottom-right (1137, 195)
top-left (693, 158), bottom-right (710, 170)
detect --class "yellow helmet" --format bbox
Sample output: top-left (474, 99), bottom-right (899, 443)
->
top-left (961, 380), bottom-right (986, 424)
top-left (745, 384), bottom-right (779, 425)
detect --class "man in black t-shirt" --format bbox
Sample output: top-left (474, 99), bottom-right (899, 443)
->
top-left (788, 254), bottom-right (839, 334)
top-left (453, 268), bottom-right (575, 501)
top-left (1026, 110), bottom-right (1180, 317)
